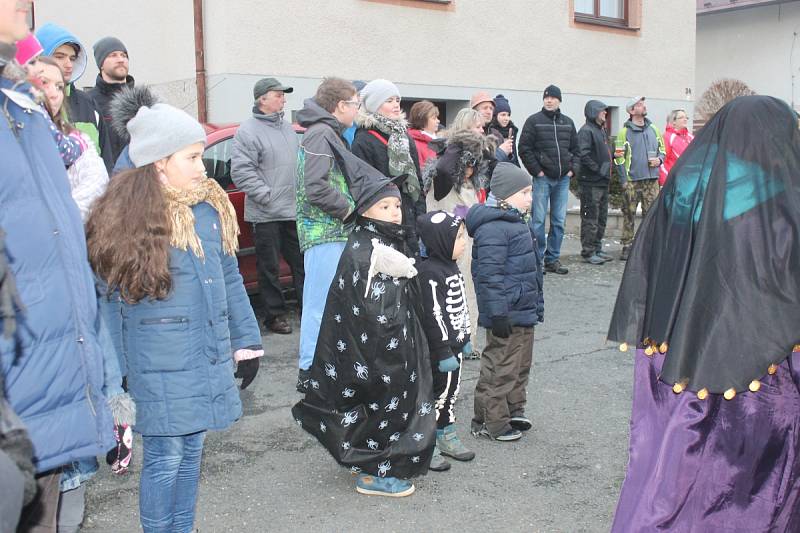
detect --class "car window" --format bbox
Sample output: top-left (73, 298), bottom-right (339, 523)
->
top-left (203, 137), bottom-right (235, 190)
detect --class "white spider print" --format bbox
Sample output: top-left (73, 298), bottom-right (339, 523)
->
top-left (324, 363), bottom-right (337, 381)
top-left (336, 340), bottom-right (346, 352)
top-left (412, 433), bottom-right (424, 442)
top-left (310, 379), bottom-right (320, 390)
top-left (350, 466), bottom-right (362, 474)
top-left (411, 456), bottom-right (420, 463)
top-left (402, 412), bottom-right (409, 421)
top-left (369, 403), bottom-right (380, 411)
top-left (367, 439), bottom-right (379, 450)
top-left (385, 397), bottom-right (399, 412)
top-left (381, 374), bottom-right (391, 384)
top-left (409, 370), bottom-right (417, 383)
top-left (369, 281), bottom-right (386, 301)
top-left (352, 240), bottom-right (360, 250)
top-left (386, 338), bottom-right (399, 350)
top-left (341, 410), bottom-right (359, 427)
top-left (360, 332), bottom-right (368, 344)
top-left (352, 305), bottom-right (360, 316)
top-left (338, 276), bottom-right (344, 290)
top-left (402, 325), bottom-right (407, 340)
top-left (341, 387), bottom-right (355, 398)
top-left (377, 315), bottom-right (388, 325)
top-left (402, 390), bottom-right (408, 399)
top-left (342, 441), bottom-right (351, 450)
top-left (389, 432), bottom-right (400, 443)
top-left (320, 421), bottom-right (327, 433)
top-left (379, 272), bottom-right (389, 281)
top-left (392, 278), bottom-right (400, 287)
top-left (354, 362), bottom-right (369, 380)
top-left (334, 314), bottom-right (342, 323)
top-left (418, 402), bottom-right (432, 416)
top-left (407, 310), bottom-right (411, 319)
top-left (377, 460), bottom-right (391, 477)
top-left (295, 418), bottom-right (302, 427)
top-left (378, 420), bottom-right (389, 430)
top-left (366, 222), bottom-right (376, 233)
top-left (352, 270), bottom-right (361, 286)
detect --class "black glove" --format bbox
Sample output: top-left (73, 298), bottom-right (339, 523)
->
top-left (491, 316), bottom-right (512, 339)
top-left (234, 358), bottom-right (260, 390)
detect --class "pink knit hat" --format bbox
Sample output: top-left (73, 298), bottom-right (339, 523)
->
top-left (15, 34), bottom-right (43, 66)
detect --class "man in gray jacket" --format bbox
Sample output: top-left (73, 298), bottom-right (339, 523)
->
top-left (232, 78), bottom-right (304, 334)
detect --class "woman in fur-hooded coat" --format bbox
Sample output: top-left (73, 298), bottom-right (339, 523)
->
top-left (422, 130), bottom-right (491, 356)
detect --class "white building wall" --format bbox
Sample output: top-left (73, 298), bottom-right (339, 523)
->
top-left (34, 0), bottom-right (695, 130)
top-left (696, 2), bottom-right (800, 110)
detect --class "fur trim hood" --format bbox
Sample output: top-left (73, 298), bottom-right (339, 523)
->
top-left (422, 130), bottom-right (492, 200)
top-left (109, 85), bottom-right (160, 144)
top-left (355, 108), bottom-right (408, 130)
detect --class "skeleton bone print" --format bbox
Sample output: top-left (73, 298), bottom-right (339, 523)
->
top-left (291, 218), bottom-right (436, 479)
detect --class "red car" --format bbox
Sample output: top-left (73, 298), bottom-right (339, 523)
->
top-left (202, 123), bottom-right (304, 294)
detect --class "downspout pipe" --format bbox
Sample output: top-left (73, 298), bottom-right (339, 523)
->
top-left (193, 0), bottom-right (208, 123)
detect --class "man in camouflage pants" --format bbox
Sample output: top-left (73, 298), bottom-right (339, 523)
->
top-left (614, 96), bottom-right (665, 260)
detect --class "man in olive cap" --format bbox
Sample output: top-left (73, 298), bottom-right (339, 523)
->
top-left (231, 78), bottom-right (304, 335)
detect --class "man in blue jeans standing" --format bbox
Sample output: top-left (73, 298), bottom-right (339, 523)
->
top-left (518, 85), bottom-right (579, 275)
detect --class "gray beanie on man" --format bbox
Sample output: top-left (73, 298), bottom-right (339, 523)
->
top-left (93, 36), bottom-right (128, 69)
top-left (127, 104), bottom-right (206, 167)
top-left (490, 163), bottom-right (532, 200)
top-left (360, 79), bottom-right (400, 114)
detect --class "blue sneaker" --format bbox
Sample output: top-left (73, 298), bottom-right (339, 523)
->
top-left (356, 474), bottom-right (415, 497)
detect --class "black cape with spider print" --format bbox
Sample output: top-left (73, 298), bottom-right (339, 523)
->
top-left (292, 216), bottom-right (436, 479)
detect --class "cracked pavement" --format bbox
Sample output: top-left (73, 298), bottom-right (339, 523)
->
top-left (82, 234), bottom-right (633, 533)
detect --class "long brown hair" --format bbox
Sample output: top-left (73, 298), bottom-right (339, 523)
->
top-left (86, 165), bottom-right (173, 303)
top-left (35, 56), bottom-right (75, 135)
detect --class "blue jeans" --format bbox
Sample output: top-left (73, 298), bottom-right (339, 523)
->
top-left (298, 241), bottom-right (346, 370)
top-left (139, 432), bottom-right (206, 533)
top-left (531, 174), bottom-right (570, 264)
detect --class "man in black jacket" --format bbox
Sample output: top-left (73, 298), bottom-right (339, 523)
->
top-left (89, 36), bottom-right (134, 167)
top-left (518, 84), bottom-right (579, 275)
top-left (576, 100), bottom-right (614, 265)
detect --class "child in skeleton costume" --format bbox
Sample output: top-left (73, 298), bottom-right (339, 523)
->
top-left (293, 176), bottom-right (435, 498)
top-left (416, 211), bottom-right (475, 472)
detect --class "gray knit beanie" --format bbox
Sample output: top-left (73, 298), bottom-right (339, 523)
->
top-left (360, 79), bottom-right (400, 114)
top-left (490, 163), bottom-right (532, 200)
top-left (127, 104), bottom-right (206, 167)
top-left (93, 36), bottom-right (127, 69)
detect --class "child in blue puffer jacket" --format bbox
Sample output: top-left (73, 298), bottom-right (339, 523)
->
top-left (87, 103), bottom-right (262, 533)
top-left (466, 163), bottom-right (544, 443)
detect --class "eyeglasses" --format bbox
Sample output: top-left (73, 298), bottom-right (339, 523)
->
top-left (342, 100), bottom-right (360, 107)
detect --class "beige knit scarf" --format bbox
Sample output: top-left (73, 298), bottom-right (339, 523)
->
top-left (161, 178), bottom-right (239, 260)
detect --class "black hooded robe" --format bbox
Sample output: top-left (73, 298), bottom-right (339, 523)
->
top-left (292, 218), bottom-right (435, 479)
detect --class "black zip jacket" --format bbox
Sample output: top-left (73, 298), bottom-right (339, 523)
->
top-left (576, 100), bottom-right (612, 185)
top-left (89, 74), bottom-right (135, 166)
top-left (67, 84), bottom-right (114, 172)
top-left (518, 108), bottom-right (579, 179)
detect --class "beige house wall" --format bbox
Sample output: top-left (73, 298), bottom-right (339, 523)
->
top-left (34, 0), bottom-right (695, 127)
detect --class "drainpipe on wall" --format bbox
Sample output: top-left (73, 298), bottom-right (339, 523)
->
top-left (193, 0), bottom-right (208, 123)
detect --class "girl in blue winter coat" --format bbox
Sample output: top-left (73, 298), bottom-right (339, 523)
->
top-left (86, 103), bottom-right (263, 533)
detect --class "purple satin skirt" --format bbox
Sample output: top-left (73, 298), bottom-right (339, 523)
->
top-left (612, 349), bottom-right (800, 532)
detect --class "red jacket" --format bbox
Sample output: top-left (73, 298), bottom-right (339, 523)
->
top-left (660, 125), bottom-right (694, 185)
top-left (408, 129), bottom-right (438, 170)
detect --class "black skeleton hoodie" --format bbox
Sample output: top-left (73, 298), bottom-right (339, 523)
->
top-left (416, 211), bottom-right (471, 363)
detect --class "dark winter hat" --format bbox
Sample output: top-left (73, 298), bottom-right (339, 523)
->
top-left (352, 80), bottom-right (367, 92)
top-left (417, 210), bottom-right (464, 261)
top-left (253, 77), bottom-right (294, 100)
top-left (494, 94), bottom-right (511, 115)
top-left (490, 162), bottom-right (532, 200)
top-left (93, 36), bottom-right (127, 69)
top-left (543, 84), bottom-right (562, 102)
top-left (358, 183), bottom-right (402, 215)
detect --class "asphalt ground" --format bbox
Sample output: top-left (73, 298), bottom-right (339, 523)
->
top-left (82, 234), bottom-right (634, 533)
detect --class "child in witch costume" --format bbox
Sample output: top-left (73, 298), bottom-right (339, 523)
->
top-left (292, 175), bottom-right (435, 498)
top-left (416, 211), bottom-right (475, 472)
top-left (467, 163), bottom-right (544, 442)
